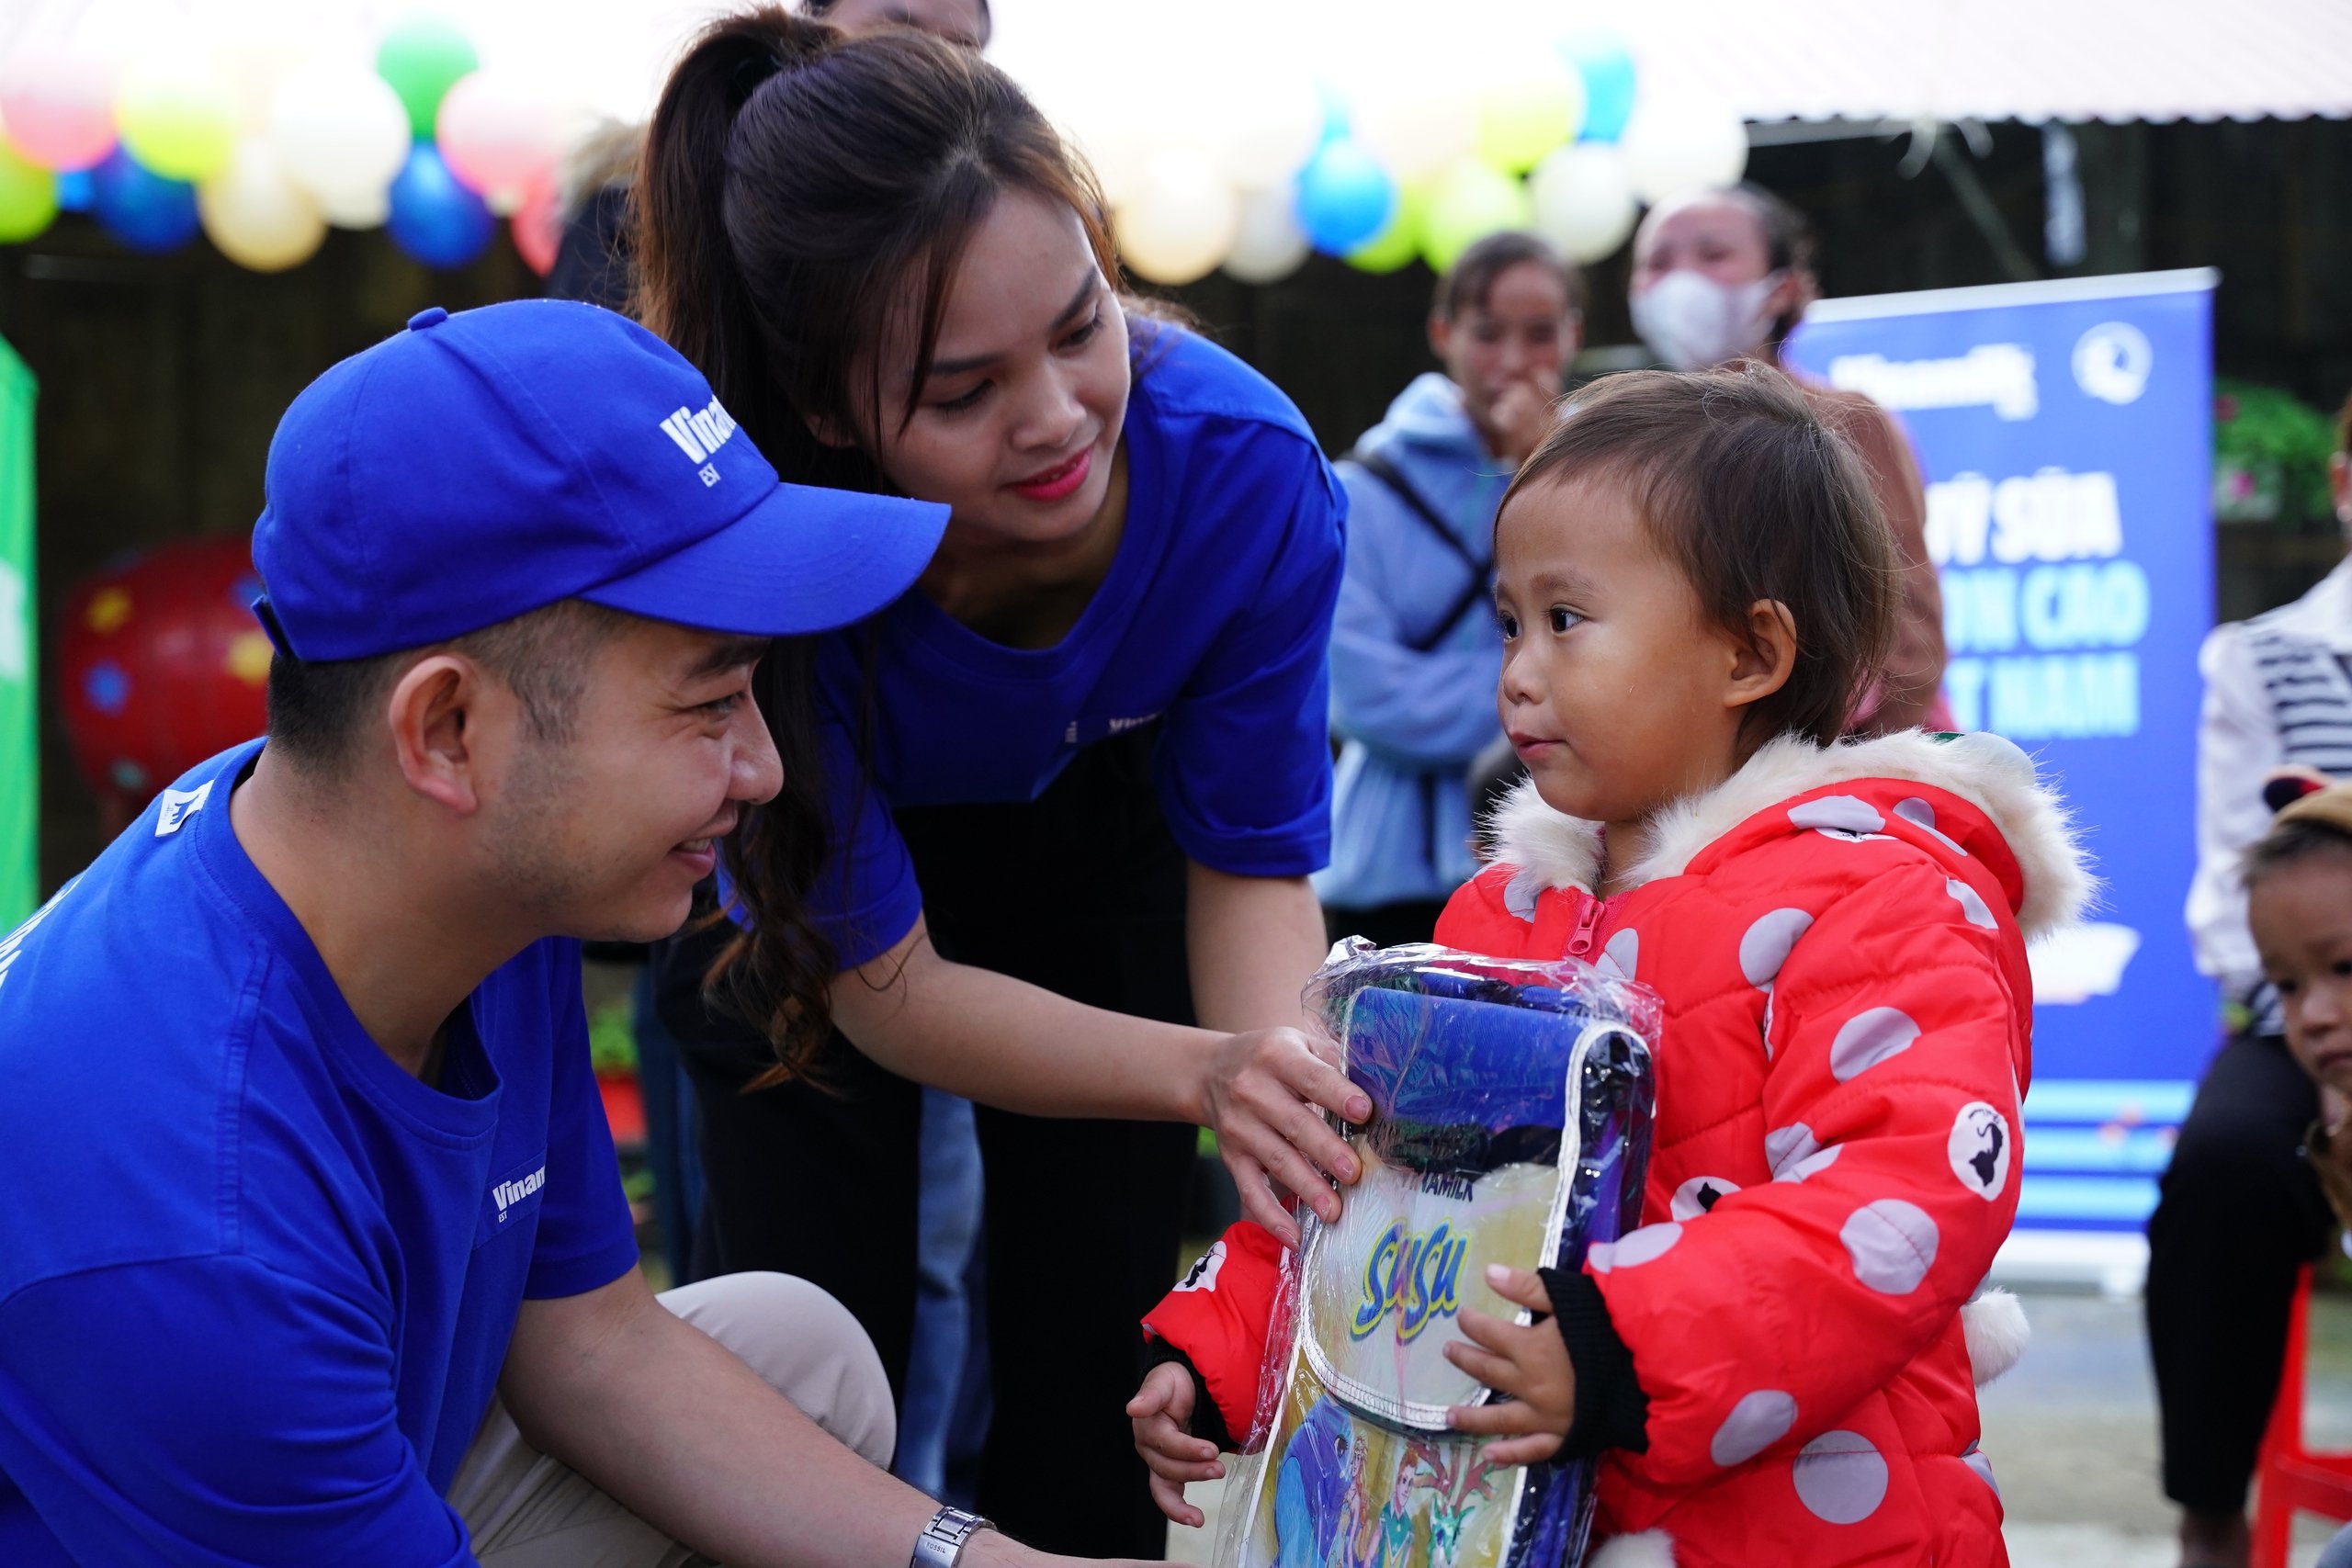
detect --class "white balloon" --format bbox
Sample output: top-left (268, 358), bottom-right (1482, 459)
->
top-left (318, 183), bottom-right (390, 230)
top-left (1222, 186), bottom-right (1310, 284)
top-left (1202, 65), bottom-right (1322, 191)
top-left (1529, 142), bottom-right (1638, 263)
top-left (1619, 94), bottom-right (1749, 207)
top-left (1113, 146), bottom-right (1240, 287)
top-left (198, 137), bottom-right (325, 271)
top-left (271, 61), bottom-right (410, 214)
top-left (1351, 69), bottom-right (1479, 183)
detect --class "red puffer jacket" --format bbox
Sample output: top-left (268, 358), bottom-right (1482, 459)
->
top-left (1146, 730), bottom-right (2086, 1568)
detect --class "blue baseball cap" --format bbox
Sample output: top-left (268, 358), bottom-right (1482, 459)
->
top-left (252, 299), bottom-right (948, 661)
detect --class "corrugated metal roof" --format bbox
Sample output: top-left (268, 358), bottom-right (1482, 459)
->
top-left (1616, 0), bottom-right (2352, 124)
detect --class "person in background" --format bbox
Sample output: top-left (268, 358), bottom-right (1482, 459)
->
top-left (1318, 231), bottom-right (1580, 949)
top-left (1628, 182), bottom-right (1949, 735)
top-left (2233, 775), bottom-right (2352, 1568)
top-left (2149, 393), bottom-right (2352, 1568)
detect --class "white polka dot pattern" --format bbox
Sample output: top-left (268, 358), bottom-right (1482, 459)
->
top-left (1503, 867), bottom-right (1543, 922)
top-left (1948, 1101), bottom-right (2012, 1200)
top-left (1710, 1389), bottom-right (1798, 1467)
top-left (1776, 1145), bottom-right (1842, 1184)
top-left (1829, 1007), bottom-right (1921, 1082)
top-left (1793, 1429), bottom-right (1890, 1523)
top-left (1589, 1222), bottom-right (1682, 1273)
top-left (1895, 796), bottom-right (1968, 856)
top-left (1789, 795), bottom-right (1886, 835)
top-left (1764, 1122), bottom-right (1821, 1175)
top-left (1671, 1174), bottom-right (1742, 1220)
top-left (1739, 908), bottom-right (1815, 987)
top-left (1842, 1199), bottom-right (1939, 1293)
top-left (1596, 926), bottom-right (1639, 980)
top-left (1946, 877), bottom-right (1998, 931)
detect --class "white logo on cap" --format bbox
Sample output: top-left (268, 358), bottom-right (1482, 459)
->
top-left (660, 396), bottom-right (740, 469)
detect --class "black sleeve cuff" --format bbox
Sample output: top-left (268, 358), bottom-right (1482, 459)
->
top-left (1143, 1337), bottom-right (1238, 1452)
top-left (1539, 1265), bottom-right (1649, 1461)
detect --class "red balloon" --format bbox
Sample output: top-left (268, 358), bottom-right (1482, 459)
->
top-left (56, 536), bottom-right (272, 807)
top-left (512, 171), bottom-right (560, 276)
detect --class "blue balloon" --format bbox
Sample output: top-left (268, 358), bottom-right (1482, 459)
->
top-left (90, 148), bottom-right (198, 254)
top-left (1314, 79), bottom-right (1351, 147)
top-left (387, 144), bottom-right (495, 271)
top-left (53, 168), bottom-right (93, 213)
top-left (1293, 138), bottom-right (1394, 255)
top-left (1558, 27), bottom-right (1638, 143)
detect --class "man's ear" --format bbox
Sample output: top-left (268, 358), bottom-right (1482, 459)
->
top-left (385, 654), bottom-right (490, 817)
top-left (1426, 312), bottom-right (1453, 365)
top-left (1726, 599), bottom-right (1799, 713)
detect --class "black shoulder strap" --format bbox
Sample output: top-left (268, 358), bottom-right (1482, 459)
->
top-left (1343, 446), bottom-right (1494, 655)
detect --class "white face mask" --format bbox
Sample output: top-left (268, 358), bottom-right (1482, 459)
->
top-left (1631, 270), bottom-right (1784, 371)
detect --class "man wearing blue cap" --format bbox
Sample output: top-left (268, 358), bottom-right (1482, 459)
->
top-left (0, 302), bottom-right (1100, 1568)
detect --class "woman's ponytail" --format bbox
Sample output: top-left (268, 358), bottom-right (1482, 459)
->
top-left (633, 9), bottom-right (845, 486)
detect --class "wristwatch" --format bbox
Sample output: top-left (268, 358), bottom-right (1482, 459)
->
top-left (910, 1506), bottom-right (995, 1568)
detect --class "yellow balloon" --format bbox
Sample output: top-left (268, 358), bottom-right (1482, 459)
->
top-left (117, 52), bottom-right (239, 183)
top-left (1420, 158), bottom-right (1532, 275)
top-left (1345, 180), bottom-right (1429, 275)
top-left (1114, 147), bottom-right (1240, 287)
top-left (199, 139), bottom-right (326, 271)
top-left (0, 139), bottom-right (59, 244)
top-left (1476, 64), bottom-right (1586, 175)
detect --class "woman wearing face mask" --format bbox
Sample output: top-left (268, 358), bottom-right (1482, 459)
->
top-left (1629, 182), bottom-right (1950, 734)
top-left (635, 11), bottom-right (1356, 1554)
top-left (1318, 231), bottom-right (1580, 948)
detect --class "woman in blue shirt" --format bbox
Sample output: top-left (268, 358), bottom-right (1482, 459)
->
top-left (1317, 231), bottom-right (1580, 949)
top-left (635, 12), bottom-right (1348, 1552)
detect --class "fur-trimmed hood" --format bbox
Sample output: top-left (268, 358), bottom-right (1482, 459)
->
top-left (1483, 729), bottom-right (2095, 942)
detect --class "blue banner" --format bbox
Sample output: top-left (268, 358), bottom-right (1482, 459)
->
top-left (1786, 270), bottom-right (2218, 1235)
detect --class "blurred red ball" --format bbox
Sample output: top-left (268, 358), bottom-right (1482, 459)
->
top-left (56, 536), bottom-right (272, 807)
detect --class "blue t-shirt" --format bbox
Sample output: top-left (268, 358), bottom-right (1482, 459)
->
top-left (807, 327), bottom-right (1347, 965)
top-left (0, 742), bottom-right (640, 1566)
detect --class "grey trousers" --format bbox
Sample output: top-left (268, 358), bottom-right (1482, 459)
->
top-left (447, 1272), bottom-right (898, 1567)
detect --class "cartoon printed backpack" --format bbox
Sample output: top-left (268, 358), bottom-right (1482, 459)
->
top-left (1213, 942), bottom-right (1657, 1568)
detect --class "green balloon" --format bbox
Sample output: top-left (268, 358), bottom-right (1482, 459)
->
top-left (1420, 159), bottom-right (1532, 275)
top-left (377, 16), bottom-right (481, 141)
top-left (1345, 181), bottom-right (1428, 275)
top-left (0, 144), bottom-right (57, 244)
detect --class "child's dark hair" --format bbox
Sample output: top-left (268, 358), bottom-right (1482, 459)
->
top-left (2245, 818), bottom-right (2352, 889)
top-left (2245, 783), bottom-right (2352, 890)
top-left (1498, 363), bottom-right (1897, 748)
top-left (1431, 231), bottom-right (1582, 321)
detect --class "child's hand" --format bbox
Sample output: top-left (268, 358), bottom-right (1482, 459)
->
top-left (1442, 1264), bottom-right (1576, 1466)
top-left (1126, 1361), bottom-right (1224, 1528)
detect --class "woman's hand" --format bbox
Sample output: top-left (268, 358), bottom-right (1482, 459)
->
top-left (1487, 370), bottom-right (1564, 468)
top-left (1127, 1361), bottom-right (1222, 1528)
top-left (1198, 1025), bottom-right (1370, 1247)
top-left (1442, 1265), bottom-right (1576, 1467)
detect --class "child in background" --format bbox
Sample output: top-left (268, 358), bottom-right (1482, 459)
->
top-left (2242, 779), bottom-right (2352, 1568)
top-left (1132, 364), bottom-right (2084, 1567)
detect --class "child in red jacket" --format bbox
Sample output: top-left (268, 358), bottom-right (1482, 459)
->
top-left (1132, 364), bottom-right (2080, 1567)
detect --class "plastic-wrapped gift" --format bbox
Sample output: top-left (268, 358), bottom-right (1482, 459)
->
top-left (1212, 942), bottom-right (1657, 1568)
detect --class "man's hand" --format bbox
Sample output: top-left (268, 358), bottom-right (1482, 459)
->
top-left (1127, 1361), bottom-right (1222, 1529)
top-left (1442, 1265), bottom-right (1575, 1467)
top-left (1198, 1026), bottom-right (1369, 1247)
top-left (1487, 372), bottom-right (1564, 468)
